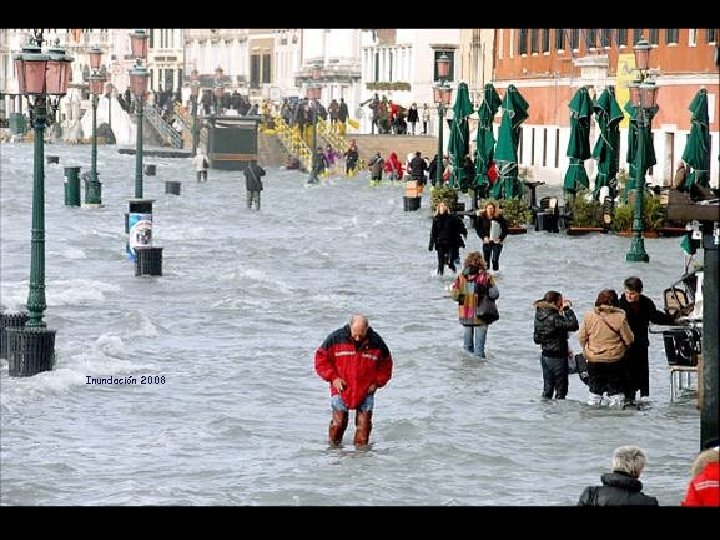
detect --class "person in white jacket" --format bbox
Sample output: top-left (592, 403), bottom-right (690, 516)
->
top-left (192, 150), bottom-right (208, 182)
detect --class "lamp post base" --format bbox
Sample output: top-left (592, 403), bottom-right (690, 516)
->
top-left (626, 237), bottom-right (650, 262)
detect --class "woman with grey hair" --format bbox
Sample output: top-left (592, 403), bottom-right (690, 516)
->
top-left (578, 446), bottom-right (659, 505)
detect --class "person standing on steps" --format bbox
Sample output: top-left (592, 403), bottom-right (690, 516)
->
top-left (314, 314), bottom-right (393, 449)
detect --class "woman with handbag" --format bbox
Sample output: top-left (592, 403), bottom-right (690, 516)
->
top-left (450, 251), bottom-right (499, 359)
top-left (578, 289), bottom-right (635, 407)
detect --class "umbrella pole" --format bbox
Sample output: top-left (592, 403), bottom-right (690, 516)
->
top-left (436, 103), bottom-right (444, 186)
top-left (626, 108), bottom-right (650, 263)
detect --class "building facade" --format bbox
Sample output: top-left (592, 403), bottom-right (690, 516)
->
top-left (493, 28), bottom-right (719, 187)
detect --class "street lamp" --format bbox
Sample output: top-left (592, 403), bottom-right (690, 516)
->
top-left (433, 53), bottom-right (453, 186)
top-left (8, 29), bottom-right (72, 376)
top-left (190, 70), bottom-right (200, 157)
top-left (306, 64), bottom-right (323, 185)
top-left (625, 37), bottom-right (658, 263)
top-left (129, 29), bottom-right (148, 199)
top-left (85, 46), bottom-right (104, 208)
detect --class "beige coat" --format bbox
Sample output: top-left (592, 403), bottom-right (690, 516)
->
top-left (578, 305), bottom-right (634, 363)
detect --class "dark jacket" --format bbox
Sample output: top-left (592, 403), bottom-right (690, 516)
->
top-left (409, 156), bottom-right (427, 179)
top-left (578, 472), bottom-right (659, 506)
top-left (244, 163), bottom-right (266, 191)
top-left (474, 212), bottom-right (509, 242)
top-left (618, 294), bottom-right (673, 348)
top-left (429, 212), bottom-right (463, 250)
top-left (533, 300), bottom-right (579, 358)
top-left (428, 156), bottom-right (439, 184)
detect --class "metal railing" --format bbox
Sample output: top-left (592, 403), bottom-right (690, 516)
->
top-left (144, 104), bottom-right (183, 149)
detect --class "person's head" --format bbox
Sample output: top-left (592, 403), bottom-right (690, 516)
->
top-left (436, 202), bottom-right (449, 215)
top-left (595, 288), bottom-right (619, 307)
top-left (484, 202), bottom-right (497, 217)
top-left (543, 290), bottom-right (563, 308)
top-left (463, 251), bottom-right (486, 274)
top-left (624, 276), bottom-right (643, 303)
top-left (349, 314), bottom-right (369, 342)
top-left (611, 446), bottom-right (647, 478)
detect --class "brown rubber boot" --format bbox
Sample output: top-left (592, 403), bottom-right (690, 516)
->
top-left (328, 410), bottom-right (348, 447)
top-left (353, 410), bottom-right (373, 448)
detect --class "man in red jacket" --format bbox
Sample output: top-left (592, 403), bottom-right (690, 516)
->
top-left (315, 314), bottom-right (393, 449)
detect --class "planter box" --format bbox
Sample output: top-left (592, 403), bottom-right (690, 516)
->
top-left (507, 226), bottom-right (528, 235)
top-left (567, 227), bottom-right (607, 236)
top-left (616, 230), bottom-right (660, 238)
top-left (658, 227), bottom-right (689, 238)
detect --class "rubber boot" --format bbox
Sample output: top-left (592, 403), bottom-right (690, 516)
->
top-left (328, 410), bottom-right (348, 447)
top-left (353, 410), bottom-right (373, 448)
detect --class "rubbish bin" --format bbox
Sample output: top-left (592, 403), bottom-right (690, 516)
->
top-left (135, 246), bottom-right (163, 276)
top-left (145, 164), bottom-right (156, 176)
top-left (0, 311), bottom-right (28, 359)
top-left (403, 196), bottom-right (422, 211)
top-left (46, 155), bottom-right (59, 164)
top-left (64, 166), bottom-right (81, 206)
top-left (165, 181), bottom-right (182, 195)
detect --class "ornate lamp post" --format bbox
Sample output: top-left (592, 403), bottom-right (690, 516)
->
top-left (625, 37), bottom-right (658, 263)
top-left (306, 64), bottom-right (322, 185)
top-left (7, 30), bottom-right (72, 376)
top-left (433, 53), bottom-right (453, 186)
top-left (190, 70), bottom-right (200, 157)
top-left (129, 29), bottom-right (149, 199)
top-left (85, 46), bottom-right (105, 208)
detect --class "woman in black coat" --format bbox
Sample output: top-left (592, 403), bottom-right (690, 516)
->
top-left (429, 202), bottom-right (463, 275)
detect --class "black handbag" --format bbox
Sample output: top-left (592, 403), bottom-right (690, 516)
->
top-left (476, 294), bottom-right (499, 323)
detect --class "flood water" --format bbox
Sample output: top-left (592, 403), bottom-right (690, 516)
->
top-left (0, 142), bottom-right (702, 506)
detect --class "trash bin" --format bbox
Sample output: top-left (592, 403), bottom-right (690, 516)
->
top-left (403, 196), bottom-right (422, 211)
top-left (0, 311), bottom-right (28, 359)
top-left (63, 166), bottom-right (81, 206)
top-left (165, 181), bottom-right (181, 195)
top-left (135, 246), bottom-right (163, 276)
top-left (145, 164), bottom-right (156, 176)
top-left (46, 155), bottom-right (59, 164)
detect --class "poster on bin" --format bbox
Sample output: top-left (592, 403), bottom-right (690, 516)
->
top-left (127, 213), bottom-right (152, 261)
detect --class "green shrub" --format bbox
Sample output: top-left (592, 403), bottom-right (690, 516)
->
top-left (569, 190), bottom-right (603, 227)
top-left (612, 194), bottom-right (667, 232)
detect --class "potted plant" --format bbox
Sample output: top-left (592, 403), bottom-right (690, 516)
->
top-left (430, 186), bottom-right (459, 215)
top-left (613, 194), bottom-right (667, 237)
top-left (567, 189), bottom-right (605, 235)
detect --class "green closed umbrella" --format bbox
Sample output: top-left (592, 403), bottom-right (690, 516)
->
top-left (591, 86), bottom-right (623, 198)
top-left (681, 88), bottom-right (711, 189)
top-left (474, 83), bottom-right (502, 193)
top-left (492, 84), bottom-right (529, 199)
top-left (563, 87), bottom-right (593, 196)
top-left (624, 100), bottom-right (657, 195)
top-left (447, 82), bottom-right (474, 189)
